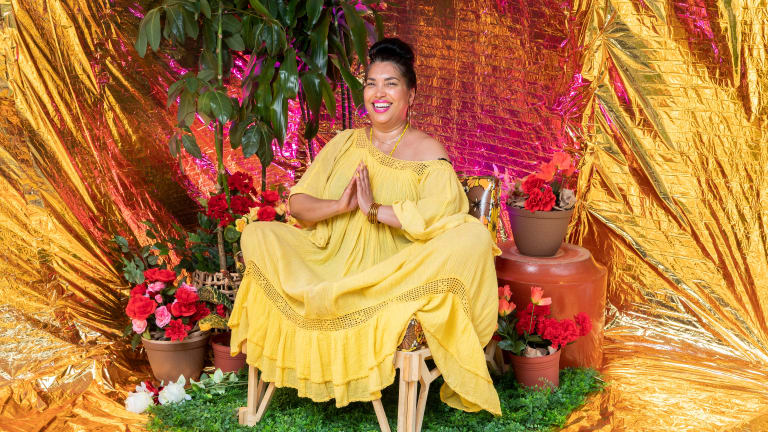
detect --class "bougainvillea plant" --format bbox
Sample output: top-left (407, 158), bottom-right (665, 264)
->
top-left (496, 285), bottom-right (592, 357)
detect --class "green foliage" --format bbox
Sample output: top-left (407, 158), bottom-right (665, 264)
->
top-left (174, 210), bottom-right (237, 274)
top-left (146, 368), bottom-right (605, 432)
top-left (135, 0), bottom-right (383, 175)
top-left (197, 286), bottom-right (234, 309)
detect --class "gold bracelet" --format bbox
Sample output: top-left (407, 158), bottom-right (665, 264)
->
top-left (367, 202), bottom-right (381, 224)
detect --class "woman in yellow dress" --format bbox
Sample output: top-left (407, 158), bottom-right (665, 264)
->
top-left (228, 38), bottom-right (501, 416)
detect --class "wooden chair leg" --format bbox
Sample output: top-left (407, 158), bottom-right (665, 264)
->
top-left (255, 382), bottom-right (276, 422)
top-left (372, 399), bottom-right (392, 432)
top-left (394, 348), bottom-right (439, 432)
top-left (415, 353), bottom-right (441, 432)
top-left (238, 363), bottom-right (261, 426)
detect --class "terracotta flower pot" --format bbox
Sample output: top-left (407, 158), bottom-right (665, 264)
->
top-left (509, 207), bottom-right (574, 257)
top-left (142, 332), bottom-right (209, 384)
top-left (510, 349), bottom-right (561, 389)
top-left (211, 332), bottom-right (246, 373)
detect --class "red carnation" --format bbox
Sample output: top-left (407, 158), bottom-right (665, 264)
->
top-left (218, 213), bottom-right (234, 227)
top-left (165, 319), bottom-right (189, 342)
top-left (206, 193), bottom-right (232, 225)
top-left (144, 268), bottom-right (177, 284)
top-left (216, 304), bottom-right (227, 317)
top-left (257, 205), bottom-right (276, 221)
top-left (524, 186), bottom-right (556, 212)
top-left (191, 303), bottom-right (211, 321)
top-left (228, 172), bottom-right (254, 195)
top-left (521, 175), bottom-right (547, 195)
top-left (515, 303), bottom-right (551, 336)
top-left (175, 285), bottom-right (199, 303)
top-left (574, 312), bottom-right (592, 336)
top-left (261, 190), bottom-right (279, 204)
top-left (130, 283), bottom-right (147, 297)
top-left (230, 195), bottom-right (256, 215)
top-left (125, 295), bottom-right (157, 321)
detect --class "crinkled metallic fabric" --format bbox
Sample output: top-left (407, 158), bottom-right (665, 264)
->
top-left (1, 0), bottom-right (768, 430)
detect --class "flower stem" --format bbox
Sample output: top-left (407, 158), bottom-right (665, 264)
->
top-left (528, 304), bottom-right (535, 336)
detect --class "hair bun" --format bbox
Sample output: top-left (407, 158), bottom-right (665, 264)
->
top-left (369, 38), bottom-right (415, 65)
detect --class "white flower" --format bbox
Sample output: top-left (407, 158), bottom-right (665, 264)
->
top-left (212, 369), bottom-right (224, 384)
top-left (158, 375), bottom-right (191, 405)
top-left (124, 389), bottom-right (154, 413)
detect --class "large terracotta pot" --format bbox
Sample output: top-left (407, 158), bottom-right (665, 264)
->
top-left (142, 332), bottom-right (209, 384)
top-left (510, 349), bottom-right (561, 389)
top-left (508, 207), bottom-right (574, 257)
top-left (211, 332), bottom-right (246, 373)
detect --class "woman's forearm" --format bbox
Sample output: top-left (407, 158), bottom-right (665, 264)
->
top-left (288, 193), bottom-right (343, 226)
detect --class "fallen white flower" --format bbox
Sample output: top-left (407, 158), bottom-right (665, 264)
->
top-left (124, 390), bottom-right (154, 413)
top-left (158, 375), bottom-right (191, 405)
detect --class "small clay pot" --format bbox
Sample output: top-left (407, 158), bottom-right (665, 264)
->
top-left (211, 332), bottom-right (246, 373)
top-left (509, 207), bottom-right (573, 257)
top-left (510, 348), bottom-right (561, 389)
top-left (142, 332), bottom-right (209, 384)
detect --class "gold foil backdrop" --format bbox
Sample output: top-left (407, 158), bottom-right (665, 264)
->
top-left (1, 0), bottom-right (768, 431)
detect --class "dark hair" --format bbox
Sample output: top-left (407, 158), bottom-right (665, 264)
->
top-left (367, 38), bottom-right (417, 90)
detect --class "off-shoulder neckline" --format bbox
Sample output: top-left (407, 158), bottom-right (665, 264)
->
top-left (359, 128), bottom-right (452, 165)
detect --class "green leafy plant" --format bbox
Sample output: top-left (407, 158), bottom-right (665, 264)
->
top-left (112, 220), bottom-right (189, 284)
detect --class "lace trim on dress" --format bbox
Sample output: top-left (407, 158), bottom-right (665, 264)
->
top-left (244, 260), bottom-right (471, 331)
top-left (354, 129), bottom-right (439, 176)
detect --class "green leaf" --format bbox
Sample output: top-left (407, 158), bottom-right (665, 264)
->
top-left (165, 5), bottom-right (186, 43)
top-left (241, 123), bottom-right (265, 159)
top-left (303, 117), bottom-right (319, 141)
top-left (300, 72), bottom-right (322, 116)
top-left (255, 59), bottom-right (276, 116)
top-left (113, 235), bottom-right (130, 253)
top-left (123, 323), bottom-right (133, 337)
top-left (208, 91), bottom-right (234, 124)
top-left (221, 15), bottom-right (242, 35)
top-left (248, 0), bottom-right (272, 18)
top-left (213, 368), bottom-right (224, 383)
top-left (373, 10), bottom-right (385, 40)
top-left (182, 134), bottom-right (202, 158)
top-left (197, 69), bottom-right (216, 82)
top-left (147, 255), bottom-right (159, 266)
top-left (224, 225), bottom-right (241, 243)
top-left (330, 57), bottom-right (364, 108)
top-left (199, 0), bottom-right (211, 18)
top-left (131, 333), bottom-right (142, 350)
top-left (270, 87), bottom-right (287, 145)
top-left (225, 34), bottom-right (245, 51)
top-left (319, 77), bottom-right (336, 118)
top-left (198, 286), bottom-right (233, 309)
top-left (123, 259), bottom-right (145, 285)
top-left (308, 12), bottom-right (330, 73)
top-left (147, 9), bottom-right (162, 52)
top-left (306, 0), bottom-right (323, 28)
top-left (167, 79), bottom-right (185, 108)
top-left (198, 314), bottom-right (229, 331)
top-left (278, 48), bottom-right (299, 99)
top-left (177, 90), bottom-right (196, 126)
top-left (341, 3), bottom-right (368, 69)
top-left (229, 118), bottom-right (248, 149)
top-left (182, 8), bottom-right (199, 40)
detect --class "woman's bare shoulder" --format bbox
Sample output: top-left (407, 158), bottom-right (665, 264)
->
top-left (407, 129), bottom-right (450, 161)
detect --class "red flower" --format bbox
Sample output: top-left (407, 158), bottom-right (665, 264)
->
top-left (170, 300), bottom-right (196, 317)
top-left (218, 213), bottom-right (234, 227)
top-left (515, 303), bottom-right (551, 336)
top-left (535, 161), bottom-right (557, 182)
top-left (525, 186), bottom-right (556, 212)
top-left (130, 283), bottom-right (147, 297)
top-left (521, 175), bottom-right (547, 195)
top-left (574, 312), bottom-right (592, 336)
top-left (230, 195), bottom-right (256, 215)
top-left (125, 295), bottom-right (157, 321)
top-left (175, 285), bottom-right (199, 304)
top-left (261, 190), bottom-right (279, 204)
top-left (539, 318), bottom-right (580, 349)
top-left (165, 319), bottom-right (189, 342)
top-left (144, 268), bottom-right (177, 284)
top-left (228, 172), bottom-right (254, 195)
top-left (191, 303), bottom-right (211, 321)
top-left (257, 206), bottom-right (276, 222)
top-left (216, 304), bottom-right (227, 317)
top-left (206, 193), bottom-right (232, 225)
top-left (143, 380), bottom-right (160, 396)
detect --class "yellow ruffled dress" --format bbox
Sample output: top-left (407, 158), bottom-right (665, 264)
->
top-left (228, 128), bottom-right (502, 415)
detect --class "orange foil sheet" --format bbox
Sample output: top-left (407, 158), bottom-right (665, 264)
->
top-left (1, 0), bottom-right (768, 431)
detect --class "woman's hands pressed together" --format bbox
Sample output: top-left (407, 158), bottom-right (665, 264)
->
top-left (355, 162), bottom-right (374, 214)
top-left (336, 172), bottom-right (358, 214)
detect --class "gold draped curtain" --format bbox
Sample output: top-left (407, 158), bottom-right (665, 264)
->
top-left (0, 0), bottom-right (767, 430)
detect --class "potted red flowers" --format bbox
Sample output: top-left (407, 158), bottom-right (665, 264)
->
top-left (124, 267), bottom-right (224, 383)
top-left (506, 152), bottom-right (578, 256)
top-left (496, 285), bottom-right (591, 388)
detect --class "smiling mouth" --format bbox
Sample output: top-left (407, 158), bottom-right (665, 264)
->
top-left (372, 102), bottom-right (392, 113)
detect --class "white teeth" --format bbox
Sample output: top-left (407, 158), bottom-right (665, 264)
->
top-left (374, 103), bottom-right (391, 109)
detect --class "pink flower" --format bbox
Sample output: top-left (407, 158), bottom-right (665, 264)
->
top-left (552, 151), bottom-right (572, 170)
top-left (531, 286), bottom-right (552, 306)
top-left (132, 319), bottom-right (147, 334)
top-left (147, 282), bottom-right (165, 296)
top-left (155, 306), bottom-right (171, 328)
top-left (498, 284), bottom-right (512, 301)
top-left (154, 294), bottom-right (163, 304)
top-left (498, 298), bottom-right (515, 317)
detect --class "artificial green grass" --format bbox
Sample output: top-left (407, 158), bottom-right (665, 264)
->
top-left (146, 368), bottom-right (604, 432)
